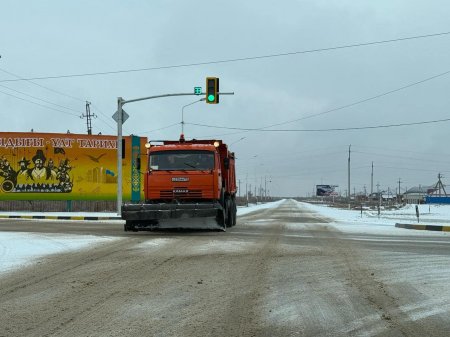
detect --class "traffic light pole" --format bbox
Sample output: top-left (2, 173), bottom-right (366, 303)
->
top-left (116, 91), bottom-right (234, 215)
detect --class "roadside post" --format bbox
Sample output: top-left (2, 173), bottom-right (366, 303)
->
top-left (360, 204), bottom-right (363, 218)
top-left (415, 205), bottom-right (420, 223)
top-left (377, 204), bottom-right (380, 219)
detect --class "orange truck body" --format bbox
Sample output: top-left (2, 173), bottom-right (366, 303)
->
top-left (121, 137), bottom-right (237, 231)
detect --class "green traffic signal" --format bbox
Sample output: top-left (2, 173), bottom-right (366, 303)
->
top-left (206, 77), bottom-right (219, 104)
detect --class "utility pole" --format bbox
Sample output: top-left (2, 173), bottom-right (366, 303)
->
top-left (371, 162), bottom-right (374, 195)
top-left (238, 179), bottom-right (241, 198)
top-left (264, 176), bottom-right (267, 201)
top-left (348, 145), bottom-right (351, 203)
top-left (246, 173), bottom-right (249, 206)
top-left (398, 178), bottom-right (401, 200)
top-left (260, 177), bottom-right (263, 201)
top-left (81, 101), bottom-right (96, 135)
top-left (436, 173), bottom-right (447, 196)
top-left (439, 173), bottom-right (442, 196)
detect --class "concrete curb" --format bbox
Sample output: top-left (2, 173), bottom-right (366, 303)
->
top-left (0, 215), bottom-right (122, 221)
top-left (395, 223), bottom-right (450, 232)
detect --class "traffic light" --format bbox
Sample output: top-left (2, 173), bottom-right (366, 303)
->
top-left (206, 77), bottom-right (219, 104)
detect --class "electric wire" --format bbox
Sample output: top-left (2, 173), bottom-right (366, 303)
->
top-left (189, 68), bottom-right (450, 136)
top-left (0, 67), bottom-right (86, 102)
top-left (0, 83), bottom-right (83, 114)
top-left (353, 150), bottom-right (450, 166)
top-left (353, 144), bottom-right (450, 159)
top-left (90, 103), bottom-right (121, 133)
top-left (1, 31), bottom-right (449, 82)
top-left (194, 68), bottom-right (450, 138)
top-left (0, 89), bottom-right (80, 117)
top-left (187, 116), bottom-right (450, 132)
top-left (260, 70), bottom-right (450, 129)
top-left (136, 122), bottom-right (181, 135)
top-left (0, 67), bottom-right (118, 134)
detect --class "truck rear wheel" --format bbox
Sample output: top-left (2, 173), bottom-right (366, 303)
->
top-left (231, 197), bottom-right (237, 227)
top-left (225, 197), bottom-right (231, 228)
top-left (216, 208), bottom-right (226, 231)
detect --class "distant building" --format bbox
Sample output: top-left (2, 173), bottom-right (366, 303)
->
top-left (403, 185), bottom-right (436, 204)
top-left (368, 192), bottom-right (396, 202)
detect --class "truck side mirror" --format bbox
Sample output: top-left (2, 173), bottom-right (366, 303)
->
top-left (136, 157), bottom-right (141, 170)
top-left (224, 157), bottom-right (230, 170)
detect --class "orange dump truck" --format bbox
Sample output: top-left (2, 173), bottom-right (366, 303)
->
top-left (122, 135), bottom-right (237, 231)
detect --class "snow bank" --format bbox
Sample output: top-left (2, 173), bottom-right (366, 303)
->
top-left (0, 232), bottom-right (116, 274)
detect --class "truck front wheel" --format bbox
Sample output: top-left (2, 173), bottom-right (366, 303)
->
top-left (124, 221), bottom-right (138, 232)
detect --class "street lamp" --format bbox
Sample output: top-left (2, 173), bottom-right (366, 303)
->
top-left (181, 98), bottom-right (205, 134)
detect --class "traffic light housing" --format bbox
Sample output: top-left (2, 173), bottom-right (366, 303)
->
top-left (206, 77), bottom-right (219, 104)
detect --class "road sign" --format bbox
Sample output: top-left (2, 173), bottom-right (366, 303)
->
top-left (194, 87), bottom-right (202, 95)
top-left (112, 109), bottom-right (129, 124)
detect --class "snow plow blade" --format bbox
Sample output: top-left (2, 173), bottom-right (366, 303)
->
top-left (122, 202), bottom-right (225, 231)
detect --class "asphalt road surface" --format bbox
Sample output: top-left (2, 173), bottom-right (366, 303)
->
top-left (1, 199), bottom-right (450, 336)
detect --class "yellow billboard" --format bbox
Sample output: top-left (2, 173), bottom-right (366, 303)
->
top-left (0, 132), bottom-right (146, 201)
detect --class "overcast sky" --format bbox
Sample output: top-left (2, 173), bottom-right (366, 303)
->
top-left (1, 0), bottom-right (450, 197)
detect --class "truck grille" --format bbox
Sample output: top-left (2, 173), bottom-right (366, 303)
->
top-left (160, 189), bottom-right (202, 199)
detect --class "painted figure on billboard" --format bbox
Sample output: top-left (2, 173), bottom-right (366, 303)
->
top-left (0, 156), bottom-right (17, 190)
top-left (2, 149), bottom-right (72, 193)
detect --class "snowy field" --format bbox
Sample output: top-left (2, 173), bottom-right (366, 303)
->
top-left (300, 201), bottom-right (450, 226)
top-left (1, 200), bottom-right (449, 274)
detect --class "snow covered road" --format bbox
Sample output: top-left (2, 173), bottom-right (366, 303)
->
top-left (1, 199), bottom-right (450, 336)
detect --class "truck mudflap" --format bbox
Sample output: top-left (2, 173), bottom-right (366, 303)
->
top-left (122, 202), bottom-right (225, 231)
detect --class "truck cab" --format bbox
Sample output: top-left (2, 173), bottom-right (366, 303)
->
top-left (122, 136), bottom-right (236, 231)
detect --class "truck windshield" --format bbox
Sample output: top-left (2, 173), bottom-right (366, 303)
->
top-left (149, 150), bottom-right (215, 171)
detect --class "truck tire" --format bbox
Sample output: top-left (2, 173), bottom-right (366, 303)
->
top-left (216, 208), bottom-right (226, 231)
top-left (225, 196), bottom-right (233, 228)
top-left (124, 221), bottom-right (137, 232)
top-left (231, 197), bottom-right (237, 227)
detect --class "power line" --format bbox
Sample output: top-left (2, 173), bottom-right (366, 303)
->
top-left (0, 83), bottom-right (83, 114)
top-left (136, 122), bottom-right (180, 135)
top-left (0, 89), bottom-right (80, 117)
top-left (354, 144), bottom-right (450, 159)
top-left (0, 67), bottom-right (85, 102)
top-left (260, 70), bottom-right (450, 129)
top-left (187, 116), bottom-right (450, 132)
top-left (188, 68), bottom-right (450, 136)
top-left (376, 165), bottom-right (450, 173)
top-left (0, 67), bottom-right (118, 134)
top-left (353, 150), bottom-right (450, 166)
top-left (90, 103), bottom-right (120, 133)
top-left (1, 31), bottom-right (449, 82)
top-left (194, 68), bottom-right (450, 138)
